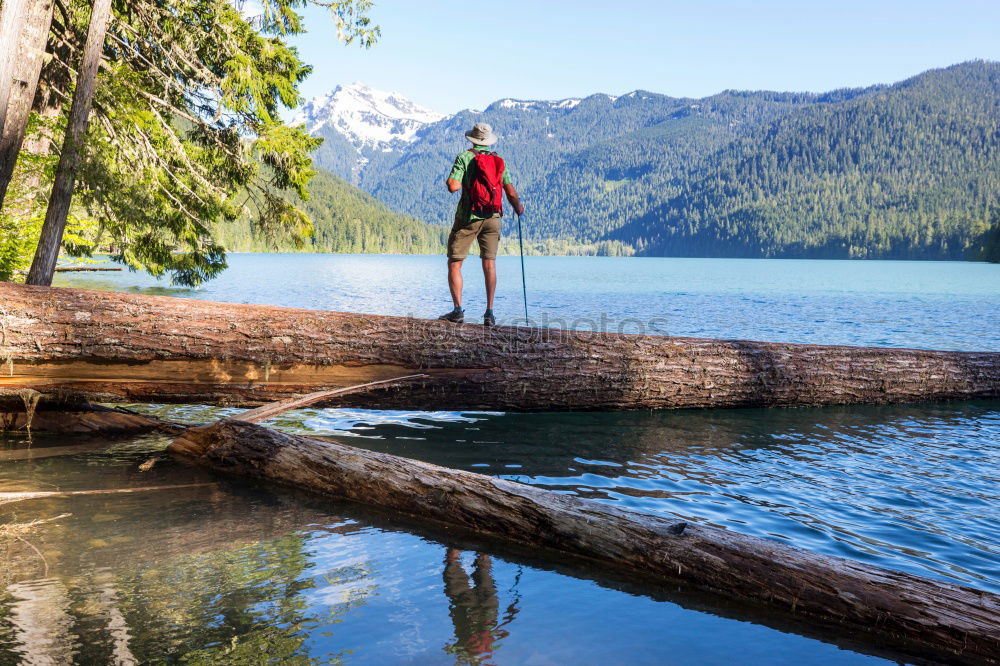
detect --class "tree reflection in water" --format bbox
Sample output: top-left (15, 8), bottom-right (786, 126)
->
top-left (442, 548), bottom-right (521, 665)
top-left (0, 532), bottom-right (376, 664)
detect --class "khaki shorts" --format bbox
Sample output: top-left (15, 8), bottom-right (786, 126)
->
top-left (447, 215), bottom-right (501, 261)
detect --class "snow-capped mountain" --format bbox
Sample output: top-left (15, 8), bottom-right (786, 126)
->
top-left (294, 83), bottom-right (609, 183)
top-left (292, 82), bottom-right (445, 151)
top-left (489, 97), bottom-right (583, 111)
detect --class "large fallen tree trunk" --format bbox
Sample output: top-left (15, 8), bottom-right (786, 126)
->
top-left (169, 419), bottom-right (1000, 664)
top-left (1, 283), bottom-right (998, 411)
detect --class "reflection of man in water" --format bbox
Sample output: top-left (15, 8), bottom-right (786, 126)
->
top-left (442, 548), bottom-right (511, 663)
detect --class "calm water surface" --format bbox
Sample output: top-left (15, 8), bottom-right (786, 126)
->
top-left (1, 255), bottom-right (997, 664)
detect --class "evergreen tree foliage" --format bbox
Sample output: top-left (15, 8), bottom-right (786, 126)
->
top-left (979, 208), bottom-right (1000, 263)
top-left (617, 62), bottom-right (1000, 260)
top-left (3, 0), bottom-right (378, 285)
top-left (213, 166), bottom-right (636, 257)
top-left (214, 167), bottom-right (450, 254)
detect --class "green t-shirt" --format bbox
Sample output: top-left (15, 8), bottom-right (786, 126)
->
top-left (448, 146), bottom-right (513, 224)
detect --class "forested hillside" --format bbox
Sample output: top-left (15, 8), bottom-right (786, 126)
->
top-left (524, 88), bottom-right (877, 242)
top-left (213, 166), bottom-right (628, 257)
top-left (613, 62), bottom-right (1000, 259)
top-left (357, 90), bottom-right (796, 228)
top-left (214, 168), bottom-right (448, 254)
top-left (308, 61), bottom-right (999, 261)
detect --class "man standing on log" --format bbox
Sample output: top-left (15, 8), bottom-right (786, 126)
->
top-left (439, 123), bottom-right (525, 327)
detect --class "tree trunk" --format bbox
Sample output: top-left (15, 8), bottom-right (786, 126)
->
top-left (0, 0), bottom-right (53, 209)
top-left (0, 0), bottom-right (30, 134)
top-left (0, 283), bottom-right (997, 412)
top-left (25, 0), bottom-right (111, 285)
top-left (168, 418), bottom-right (1000, 664)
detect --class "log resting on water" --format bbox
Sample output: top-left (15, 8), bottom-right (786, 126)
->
top-left (1, 283), bottom-right (998, 411)
top-left (0, 397), bottom-right (178, 434)
top-left (169, 419), bottom-right (1000, 664)
top-left (52, 266), bottom-right (123, 272)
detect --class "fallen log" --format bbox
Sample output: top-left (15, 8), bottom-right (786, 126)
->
top-left (53, 266), bottom-right (122, 272)
top-left (169, 419), bottom-right (1000, 665)
top-left (0, 405), bottom-right (175, 434)
top-left (0, 441), bottom-right (114, 461)
top-left (1, 283), bottom-right (998, 411)
top-left (0, 484), bottom-right (216, 505)
top-left (234, 374), bottom-right (428, 423)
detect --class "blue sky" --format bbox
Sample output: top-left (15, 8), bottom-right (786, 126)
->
top-left (287, 0), bottom-right (1000, 114)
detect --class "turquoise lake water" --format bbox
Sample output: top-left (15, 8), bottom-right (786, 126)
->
top-left (1, 254), bottom-right (998, 664)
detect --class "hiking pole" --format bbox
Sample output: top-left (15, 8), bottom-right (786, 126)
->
top-left (516, 212), bottom-right (529, 325)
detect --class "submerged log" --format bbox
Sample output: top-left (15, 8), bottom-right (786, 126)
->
top-left (0, 376), bottom-right (426, 435)
top-left (1, 283), bottom-right (998, 411)
top-left (0, 441), bottom-right (114, 461)
top-left (234, 374), bottom-right (428, 423)
top-left (0, 406), bottom-right (173, 434)
top-left (0, 484), bottom-right (216, 505)
top-left (52, 267), bottom-right (123, 272)
top-left (169, 419), bottom-right (1000, 664)
top-left (0, 387), bottom-right (181, 434)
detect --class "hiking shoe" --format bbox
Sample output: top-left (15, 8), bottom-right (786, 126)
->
top-left (483, 310), bottom-right (496, 327)
top-left (438, 307), bottom-right (464, 323)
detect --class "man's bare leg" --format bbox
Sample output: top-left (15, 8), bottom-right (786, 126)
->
top-left (482, 258), bottom-right (496, 310)
top-left (448, 259), bottom-right (464, 308)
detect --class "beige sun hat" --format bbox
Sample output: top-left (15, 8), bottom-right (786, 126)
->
top-left (464, 122), bottom-right (498, 146)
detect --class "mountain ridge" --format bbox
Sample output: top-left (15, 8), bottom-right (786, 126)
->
top-left (294, 62), bottom-right (1000, 261)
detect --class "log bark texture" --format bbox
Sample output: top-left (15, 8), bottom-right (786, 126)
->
top-left (1, 284), bottom-right (998, 411)
top-left (169, 419), bottom-right (1000, 664)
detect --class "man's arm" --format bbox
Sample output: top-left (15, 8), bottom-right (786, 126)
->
top-left (446, 151), bottom-right (468, 192)
top-left (504, 183), bottom-right (525, 216)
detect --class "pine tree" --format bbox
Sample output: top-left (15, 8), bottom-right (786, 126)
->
top-left (26, 0), bottom-right (112, 285)
top-left (3, 0), bottom-right (378, 285)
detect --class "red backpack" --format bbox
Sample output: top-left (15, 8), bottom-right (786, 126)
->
top-left (466, 150), bottom-right (505, 217)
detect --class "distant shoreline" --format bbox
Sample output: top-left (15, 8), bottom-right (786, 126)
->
top-left (70, 252), bottom-right (995, 264)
